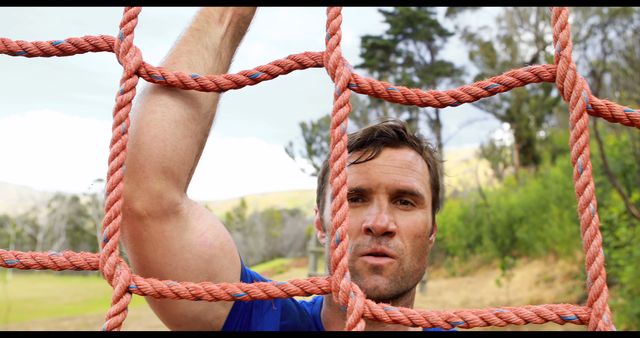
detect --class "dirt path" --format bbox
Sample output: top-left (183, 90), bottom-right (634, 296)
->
top-left (1, 256), bottom-right (586, 331)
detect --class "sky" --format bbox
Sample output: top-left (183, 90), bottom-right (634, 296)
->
top-left (0, 7), bottom-right (502, 201)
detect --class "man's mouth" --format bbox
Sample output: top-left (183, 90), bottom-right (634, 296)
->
top-left (360, 247), bottom-right (396, 264)
top-left (365, 252), bottom-right (390, 257)
top-left (361, 255), bottom-right (394, 265)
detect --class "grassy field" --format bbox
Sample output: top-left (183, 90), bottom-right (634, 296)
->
top-left (0, 271), bottom-right (149, 326)
top-left (0, 255), bottom-right (587, 331)
top-left (0, 258), bottom-right (311, 331)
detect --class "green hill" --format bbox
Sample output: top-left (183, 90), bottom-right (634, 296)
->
top-left (0, 147), bottom-right (491, 218)
top-left (202, 189), bottom-right (317, 218)
top-left (0, 181), bottom-right (52, 216)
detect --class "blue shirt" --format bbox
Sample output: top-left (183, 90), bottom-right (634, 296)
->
top-left (222, 261), bottom-right (453, 331)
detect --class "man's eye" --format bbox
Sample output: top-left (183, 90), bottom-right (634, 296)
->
top-left (395, 199), bottom-right (414, 207)
top-left (348, 195), bottom-right (364, 204)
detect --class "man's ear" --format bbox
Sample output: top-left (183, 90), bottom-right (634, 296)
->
top-left (428, 222), bottom-right (437, 247)
top-left (314, 207), bottom-right (327, 245)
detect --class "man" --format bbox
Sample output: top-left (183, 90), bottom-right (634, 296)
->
top-left (121, 7), bottom-right (443, 331)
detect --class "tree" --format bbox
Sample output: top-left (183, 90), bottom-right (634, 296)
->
top-left (461, 7), bottom-right (563, 176)
top-left (39, 193), bottom-right (97, 252)
top-left (82, 178), bottom-right (106, 251)
top-left (18, 206), bottom-right (46, 252)
top-left (287, 7), bottom-right (465, 207)
top-left (222, 198), bottom-right (311, 266)
top-left (285, 115), bottom-right (331, 176)
top-left (571, 7), bottom-right (640, 221)
top-left (10, 193), bottom-right (98, 253)
top-left (356, 7), bottom-right (465, 156)
top-left (223, 197), bottom-right (249, 233)
top-left (478, 130), bottom-right (512, 182)
top-left (0, 214), bottom-right (15, 249)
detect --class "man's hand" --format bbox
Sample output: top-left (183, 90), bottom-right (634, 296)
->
top-left (121, 7), bottom-right (256, 331)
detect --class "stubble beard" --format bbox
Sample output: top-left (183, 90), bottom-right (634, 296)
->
top-left (347, 249), bottom-right (427, 304)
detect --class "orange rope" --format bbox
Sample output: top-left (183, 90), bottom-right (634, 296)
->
top-left (0, 6), bottom-right (635, 331)
top-left (551, 8), bottom-right (615, 331)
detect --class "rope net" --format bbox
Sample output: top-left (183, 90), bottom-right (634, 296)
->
top-left (1, 6), bottom-right (638, 331)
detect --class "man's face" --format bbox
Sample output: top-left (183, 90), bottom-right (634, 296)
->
top-left (317, 147), bottom-right (435, 303)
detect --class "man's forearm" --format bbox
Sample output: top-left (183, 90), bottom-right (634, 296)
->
top-left (159, 8), bottom-right (255, 116)
top-left (128, 7), bottom-right (256, 197)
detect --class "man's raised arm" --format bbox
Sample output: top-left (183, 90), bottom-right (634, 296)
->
top-left (120, 7), bottom-right (256, 331)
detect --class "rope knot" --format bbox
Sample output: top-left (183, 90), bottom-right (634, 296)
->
top-left (102, 259), bottom-right (133, 331)
top-left (113, 7), bottom-right (143, 75)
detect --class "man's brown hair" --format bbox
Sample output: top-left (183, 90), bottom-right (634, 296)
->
top-left (316, 118), bottom-right (443, 227)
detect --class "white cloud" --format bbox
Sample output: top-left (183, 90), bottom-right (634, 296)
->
top-left (0, 110), bottom-right (316, 200)
top-left (189, 136), bottom-right (317, 201)
top-left (0, 110), bottom-right (111, 194)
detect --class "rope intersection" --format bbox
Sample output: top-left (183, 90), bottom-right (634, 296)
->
top-left (1, 6), bottom-right (636, 331)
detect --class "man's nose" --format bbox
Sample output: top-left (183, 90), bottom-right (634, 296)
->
top-left (362, 203), bottom-right (397, 238)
